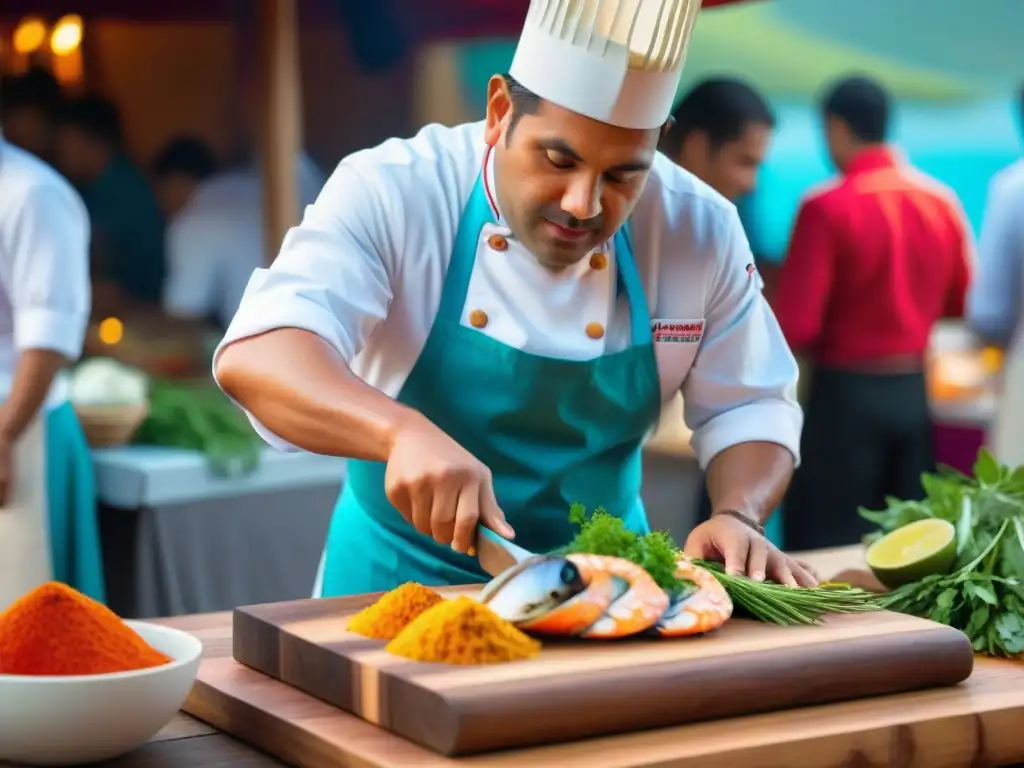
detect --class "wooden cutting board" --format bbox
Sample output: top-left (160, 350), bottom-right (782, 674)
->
top-left (231, 586), bottom-right (974, 757)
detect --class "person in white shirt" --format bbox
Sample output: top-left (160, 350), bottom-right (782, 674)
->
top-left (162, 154), bottom-right (325, 329)
top-left (151, 136), bottom-right (219, 222)
top-left (0, 131), bottom-right (103, 610)
top-left (214, 0), bottom-right (812, 598)
top-left (966, 136), bottom-right (1024, 466)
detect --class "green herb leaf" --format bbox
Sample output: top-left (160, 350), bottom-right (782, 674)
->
top-left (969, 582), bottom-right (999, 606)
top-left (973, 449), bottom-right (1002, 487)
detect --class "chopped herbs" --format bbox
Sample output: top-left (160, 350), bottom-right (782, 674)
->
top-left (563, 504), bottom-right (688, 592)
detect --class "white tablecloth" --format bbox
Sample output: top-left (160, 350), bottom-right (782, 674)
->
top-left (92, 446), bottom-right (345, 618)
top-left (91, 446), bottom-right (347, 508)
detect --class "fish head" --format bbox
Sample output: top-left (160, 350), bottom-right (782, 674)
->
top-left (478, 555), bottom-right (588, 623)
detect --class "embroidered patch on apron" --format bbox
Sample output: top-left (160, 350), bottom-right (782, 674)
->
top-left (651, 319), bottom-right (705, 344)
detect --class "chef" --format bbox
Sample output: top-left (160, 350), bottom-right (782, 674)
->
top-left (214, 0), bottom-right (813, 596)
top-left (0, 126), bottom-right (103, 611)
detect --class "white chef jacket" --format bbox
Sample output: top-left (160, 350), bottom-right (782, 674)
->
top-left (163, 155), bottom-right (326, 327)
top-left (0, 138), bottom-right (91, 409)
top-left (215, 121), bottom-right (802, 470)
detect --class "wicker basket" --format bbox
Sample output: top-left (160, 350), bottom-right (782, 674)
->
top-left (74, 402), bottom-right (150, 448)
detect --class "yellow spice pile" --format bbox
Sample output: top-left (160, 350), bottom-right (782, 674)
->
top-left (347, 582), bottom-right (445, 640)
top-left (385, 595), bottom-right (541, 665)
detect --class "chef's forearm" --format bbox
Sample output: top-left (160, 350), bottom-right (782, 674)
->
top-left (214, 328), bottom-right (422, 462)
top-left (704, 441), bottom-right (795, 526)
top-left (0, 349), bottom-right (67, 443)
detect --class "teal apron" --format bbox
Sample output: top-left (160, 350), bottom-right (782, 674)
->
top-left (319, 168), bottom-right (662, 597)
top-left (46, 402), bottom-right (105, 603)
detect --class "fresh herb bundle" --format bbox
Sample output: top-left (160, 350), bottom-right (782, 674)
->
top-left (860, 450), bottom-right (1024, 658)
top-left (560, 503), bottom-right (882, 625)
top-left (695, 559), bottom-right (882, 625)
top-left (879, 518), bottom-right (1024, 657)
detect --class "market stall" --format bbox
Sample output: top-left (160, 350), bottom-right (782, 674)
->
top-left (0, 1), bottom-right (363, 617)
top-left (3, 0), bottom-right (998, 615)
top-left (1, 439), bottom-right (1022, 766)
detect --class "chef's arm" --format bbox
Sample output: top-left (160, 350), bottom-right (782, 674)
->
top-left (215, 328), bottom-right (420, 462)
top-left (0, 351), bottom-right (68, 443)
top-left (704, 441), bottom-right (794, 526)
top-left (1, 182), bottom-right (91, 443)
top-left (212, 159), bottom-right (417, 457)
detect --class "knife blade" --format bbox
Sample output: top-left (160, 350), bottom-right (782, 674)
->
top-left (473, 526), bottom-right (535, 578)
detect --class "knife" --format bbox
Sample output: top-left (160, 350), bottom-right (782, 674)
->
top-left (473, 526), bottom-right (536, 578)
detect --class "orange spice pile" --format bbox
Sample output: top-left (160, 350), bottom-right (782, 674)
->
top-left (385, 595), bottom-right (541, 665)
top-left (347, 581), bottom-right (445, 640)
top-left (0, 582), bottom-right (172, 676)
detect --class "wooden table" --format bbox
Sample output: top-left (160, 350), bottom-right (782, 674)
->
top-left (26, 547), bottom-right (1024, 767)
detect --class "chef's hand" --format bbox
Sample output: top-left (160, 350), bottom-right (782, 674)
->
top-left (385, 416), bottom-right (515, 554)
top-left (683, 514), bottom-right (818, 587)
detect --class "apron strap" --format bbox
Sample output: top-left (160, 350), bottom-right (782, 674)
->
top-left (436, 174), bottom-right (496, 322)
top-left (612, 221), bottom-right (650, 347)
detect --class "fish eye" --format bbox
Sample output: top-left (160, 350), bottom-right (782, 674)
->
top-left (559, 562), bottom-right (580, 586)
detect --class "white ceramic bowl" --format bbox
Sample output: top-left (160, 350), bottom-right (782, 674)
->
top-left (0, 621), bottom-right (202, 765)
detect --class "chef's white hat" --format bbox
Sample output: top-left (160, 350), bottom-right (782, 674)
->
top-left (509, 0), bottom-right (703, 131)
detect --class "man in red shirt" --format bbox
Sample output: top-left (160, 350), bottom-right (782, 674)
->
top-left (774, 76), bottom-right (973, 550)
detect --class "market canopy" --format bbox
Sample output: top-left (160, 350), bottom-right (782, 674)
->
top-left (686, 0), bottom-right (1021, 99)
top-left (1, 0), bottom-right (760, 261)
top-left (6, 0), bottom-right (1013, 97)
top-left (1, 0), bottom-right (757, 46)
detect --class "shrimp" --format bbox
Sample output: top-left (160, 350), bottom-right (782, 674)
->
top-left (569, 554), bottom-right (670, 639)
top-left (518, 568), bottom-right (622, 635)
top-left (653, 557), bottom-right (733, 637)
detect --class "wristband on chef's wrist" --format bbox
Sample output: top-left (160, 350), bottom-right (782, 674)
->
top-left (711, 509), bottom-right (766, 538)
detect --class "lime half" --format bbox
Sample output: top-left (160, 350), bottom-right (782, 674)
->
top-left (866, 518), bottom-right (957, 589)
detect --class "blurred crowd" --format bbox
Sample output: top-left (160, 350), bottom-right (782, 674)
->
top-left (661, 74), bottom-right (1021, 548)
top-left (3, 63), bottom-right (1022, 552)
top-left (0, 66), bottom-right (325, 332)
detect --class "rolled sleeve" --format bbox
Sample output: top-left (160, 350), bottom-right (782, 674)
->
top-left (14, 307), bottom-right (87, 359)
top-left (4, 182), bottom-right (91, 359)
top-left (683, 207), bottom-right (803, 470)
top-left (213, 162), bottom-right (398, 451)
